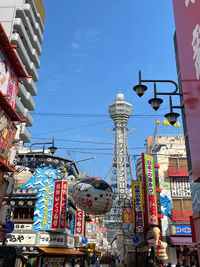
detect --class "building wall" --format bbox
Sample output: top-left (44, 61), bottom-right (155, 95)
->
top-left (0, 0), bottom-right (45, 143)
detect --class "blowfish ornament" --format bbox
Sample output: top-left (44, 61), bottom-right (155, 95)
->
top-left (71, 178), bottom-right (113, 215)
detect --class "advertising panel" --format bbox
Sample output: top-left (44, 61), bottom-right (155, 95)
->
top-left (122, 207), bottom-right (133, 224)
top-left (132, 181), bottom-right (144, 233)
top-left (75, 206), bottom-right (84, 235)
top-left (172, 0), bottom-right (200, 182)
top-left (0, 122), bottom-right (17, 159)
top-left (51, 180), bottom-right (68, 229)
top-left (142, 153), bottom-right (158, 226)
top-left (86, 221), bottom-right (98, 239)
top-left (0, 50), bottom-right (18, 108)
top-left (51, 181), bottom-right (62, 229)
top-left (20, 165), bottom-right (57, 231)
top-left (60, 181), bottom-right (68, 229)
top-left (5, 232), bottom-right (36, 246)
top-left (170, 224), bottom-right (191, 236)
top-left (37, 232), bottom-right (66, 247)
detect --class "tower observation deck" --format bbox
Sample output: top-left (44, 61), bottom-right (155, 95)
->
top-left (109, 93), bottom-right (133, 199)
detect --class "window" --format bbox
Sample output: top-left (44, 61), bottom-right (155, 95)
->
top-left (12, 208), bottom-right (34, 222)
top-left (172, 199), bottom-right (193, 221)
top-left (169, 157), bottom-right (188, 167)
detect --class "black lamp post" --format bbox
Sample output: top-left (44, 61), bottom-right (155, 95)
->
top-left (133, 70), bottom-right (183, 125)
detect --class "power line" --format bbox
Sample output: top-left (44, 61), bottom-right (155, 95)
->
top-left (31, 137), bottom-right (114, 145)
top-left (31, 112), bottom-right (166, 118)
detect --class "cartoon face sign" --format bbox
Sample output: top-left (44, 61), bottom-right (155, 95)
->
top-left (72, 178), bottom-right (113, 215)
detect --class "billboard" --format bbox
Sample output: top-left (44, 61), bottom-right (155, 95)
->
top-left (75, 206), bottom-right (84, 235)
top-left (172, 0), bottom-right (200, 182)
top-left (20, 164), bottom-right (59, 231)
top-left (132, 181), bottom-right (144, 233)
top-left (51, 180), bottom-right (68, 229)
top-left (142, 153), bottom-right (158, 226)
top-left (170, 224), bottom-right (191, 236)
top-left (0, 50), bottom-right (18, 108)
top-left (122, 207), bottom-right (133, 224)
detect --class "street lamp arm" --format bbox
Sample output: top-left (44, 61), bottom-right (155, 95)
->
top-left (29, 136), bottom-right (56, 153)
top-left (29, 141), bottom-right (53, 152)
top-left (139, 70), bottom-right (181, 95)
top-left (142, 79), bottom-right (180, 95)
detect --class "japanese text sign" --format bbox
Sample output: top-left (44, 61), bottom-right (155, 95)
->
top-left (51, 181), bottom-right (68, 229)
top-left (132, 181), bottom-right (144, 233)
top-left (170, 224), bottom-right (191, 236)
top-left (75, 206), bottom-right (84, 235)
top-left (142, 153), bottom-right (158, 226)
top-left (172, 0), bottom-right (200, 182)
top-left (60, 181), bottom-right (68, 229)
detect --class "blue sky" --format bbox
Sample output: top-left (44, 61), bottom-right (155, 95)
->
top-left (30, 0), bottom-right (182, 181)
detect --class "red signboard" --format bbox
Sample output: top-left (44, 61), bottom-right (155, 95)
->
top-left (172, 0), bottom-right (200, 182)
top-left (51, 181), bottom-right (68, 230)
top-left (75, 206), bottom-right (84, 235)
top-left (60, 181), bottom-right (68, 229)
top-left (51, 181), bottom-right (62, 229)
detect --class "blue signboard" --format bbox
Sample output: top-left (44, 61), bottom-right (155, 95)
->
top-left (21, 164), bottom-right (62, 231)
top-left (170, 224), bottom-right (191, 236)
top-left (1, 221), bottom-right (14, 233)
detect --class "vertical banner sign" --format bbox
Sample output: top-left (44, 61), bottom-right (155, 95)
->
top-left (51, 181), bottom-right (62, 229)
top-left (172, 0), bottom-right (200, 182)
top-left (75, 206), bottom-right (84, 235)
top-left (132, 181), bottom-right (144, 233)
top-left (122, 207), bottom-right (133, 224)
top-left (142, 153), bottom-right (158, 226)
top-left (60, 181), bottom-right (68, 229)
top-left (0, 50), bottom-right (19, 108)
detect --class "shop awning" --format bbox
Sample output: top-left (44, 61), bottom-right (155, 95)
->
top-left (38, 247), bottom-right (85, 256)
top-left (170, 237), bottom-right (193, 246)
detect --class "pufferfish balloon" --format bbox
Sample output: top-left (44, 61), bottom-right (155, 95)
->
top-left (71, 178), bottom-right (113, 215)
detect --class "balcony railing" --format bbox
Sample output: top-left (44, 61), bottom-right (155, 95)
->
top-left (172, 209), bottom-right (193, 221)
top-left (168, 166), bottom-right (188, 177)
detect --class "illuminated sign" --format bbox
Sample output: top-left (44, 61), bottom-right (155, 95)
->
top-left (132, 181), bottom-right (144, 233)
top-left (142, 153), bottom-right (158, 226)
top-left (170, 224), bottom-right (191, 236)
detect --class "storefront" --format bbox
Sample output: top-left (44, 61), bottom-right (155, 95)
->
top-left (38, 247), bottom-right (85, 267)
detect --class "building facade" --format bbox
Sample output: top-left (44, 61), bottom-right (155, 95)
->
top-left (0, 0), bottom-right (45, 143)
top-left (144, 134), bottom-right (196, 266)
top-left (3, 152), bottom-right (86, 266)
top-left (172, 0), bottom-right (200, 263)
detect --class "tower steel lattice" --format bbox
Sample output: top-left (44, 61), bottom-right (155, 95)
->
top-left (109, 93), bottom-right (133, 199)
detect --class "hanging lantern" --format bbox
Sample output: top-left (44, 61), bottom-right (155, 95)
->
top-left (177, 122), bottom-right (180, 127)
top-left (71, 178), bottom-right (113, 215)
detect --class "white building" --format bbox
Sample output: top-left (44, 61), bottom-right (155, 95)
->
top-left (0, 0), bottom-right (45, 143)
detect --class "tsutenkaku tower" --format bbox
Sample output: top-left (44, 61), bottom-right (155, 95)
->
top-left (109, 93), bottom-right (133, 198)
